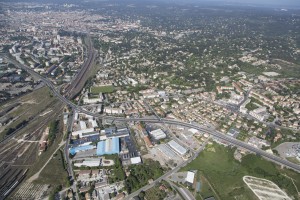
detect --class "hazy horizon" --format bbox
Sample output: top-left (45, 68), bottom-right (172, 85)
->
top-left (158, 0), bottom-right (300, 7)
top-left (1, 0), bottom-right (300, 8)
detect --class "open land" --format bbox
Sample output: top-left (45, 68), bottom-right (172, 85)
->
top-left (181, 143), bottom-right (300, 200)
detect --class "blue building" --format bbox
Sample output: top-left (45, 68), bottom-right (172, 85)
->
top-left (96, 137), bottom-right (120, 156)
top-left (69, 145), bottom-right (95, 155)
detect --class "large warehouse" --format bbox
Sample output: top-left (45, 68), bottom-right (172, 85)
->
top-left (168, 140), bottom-right (187, 156)
top-left (96, 137), bottom-right (120, 156)
top-left (69, 145), bottom-right (95, 155)
top-left (150, 129), bottom-right (166, 140)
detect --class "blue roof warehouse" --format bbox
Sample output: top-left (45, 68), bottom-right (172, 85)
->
top-left (96, 137), bottom-right (120, 156)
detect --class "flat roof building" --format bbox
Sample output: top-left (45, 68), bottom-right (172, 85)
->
top-left (157, 144), bottom-right (179, 160)
top-left (71, 128), bottom-right (96, 138)
top-left (186, 171), bottom-right (195, 184)
top-left (74, 158), bottom-right (101, 167)
top-left (150, 129), bottom-right (166, 140)
top-left (96, 137), bottom-right (120, 156)
top-left (69, 145), bottom-right (95, 155)
top-left (168, 140), bottom-right (187, 156)
top-left (130, 156), bottom-right (142, 164)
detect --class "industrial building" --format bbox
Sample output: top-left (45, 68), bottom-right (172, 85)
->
top-left (168, 140), bottom-right (187, 156)
top-left (71, 128), bottom-right (96, 138)
top-left (157, 144), bottom-right (179, 160)
top-left (130, 156), bottom-right (142, 165)
top-left (97, 137), bottom-right (120, 156)
top-left (149, 129), bottom-right (166, 140)
top-left (69, 144), bottom-right (96, 155)
top-left (74, 158), bottom-right (102, 167)
top-left (185, 171), bottom-right (195, 185)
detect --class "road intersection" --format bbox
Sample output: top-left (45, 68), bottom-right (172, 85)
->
top-left (3, 50), bottom-right (300, 200)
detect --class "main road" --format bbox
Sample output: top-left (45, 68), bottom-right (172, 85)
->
top-left (3, 47), bottom-right (300, 199)
top-left (125, 137), bottom-right (210, 200)
top-left (4, 54), bottom-right (300, 174)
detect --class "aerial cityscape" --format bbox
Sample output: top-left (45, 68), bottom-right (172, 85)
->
top-left (0, 0), bottom-right (299, 200)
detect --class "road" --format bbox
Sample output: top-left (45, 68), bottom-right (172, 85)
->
top-left (125, 137), bottom-right (210, 200)
top-left (3, 49), bottom-right (300, 200)
top-left (64, 109), bottom-right (79, 200)
top-left (5, 53), bottom-right (300, 174)
top-left (167, 181), bottom-right (196, 200)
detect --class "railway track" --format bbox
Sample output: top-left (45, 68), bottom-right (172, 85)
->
top-left (64, 35), bottom-right (95, 99)
top-left (0, 168), bottom-right (28, 200)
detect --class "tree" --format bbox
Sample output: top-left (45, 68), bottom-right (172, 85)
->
top-left (138, 191), bottom-right (145, 200)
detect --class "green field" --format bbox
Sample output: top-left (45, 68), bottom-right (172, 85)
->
top-left (196, 172), bottom-right (216, 200)
top-left (181, 143), bottom-right (300, 200)
top-left (34, 149), bottom-right (69, 187)
top-left (90, 85), bottom-right (115, 94)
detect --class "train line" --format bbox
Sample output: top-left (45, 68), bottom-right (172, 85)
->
top-left (64, 35), bottom-right (95, 99)
top-left (0, 168), bottom-right (28, 200)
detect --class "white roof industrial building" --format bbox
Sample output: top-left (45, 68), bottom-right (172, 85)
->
top-left (168, 140), bottom-right (187, 156)
top-left (74, 158), bottom-right (101, 167)
top-left (150, 129), bottom-right (166, 140)
top-left (79, 121), bottom-right (87, 130)
top-left (71, 128), bottom-right (97, 138)
top-left (185, 171), bottom-right (195, 184)
top-left (130, 156), bottom-right (142, 164)
top-left (157, 144), bottom-right (180, 160)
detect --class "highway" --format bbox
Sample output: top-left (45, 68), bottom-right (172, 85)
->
top-left (5, 53), bottom-right (300, 174)
top-left (3, 50), bottom-right (300, 199)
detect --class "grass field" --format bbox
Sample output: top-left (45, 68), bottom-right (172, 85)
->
top-left (34, 149), bottom-right (69, 187)
top-left (181, 143), bottom-right (300, 200)
top-left (196, 172), bottom-right (216, 200)
top-left (90, 85), bottom-right (115, 94)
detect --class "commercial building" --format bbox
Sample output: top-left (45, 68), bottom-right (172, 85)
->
top-left (185, 171), bottom-right (195, 185)
top-left (104, 107), bottom-right (123, 114)
top-left (227, 128), bottom-right (240, 138)
top-left (247, 136), bottom-right (270, 149)
top-left (74, 158), bottom-right (101, 167)
top-left (157, 144), bottom-right (179, 160)
top-left (69, 145), bottom-right (96, 155)
top-left (97, 137), bottom-right (120, 156)
top-left (130, 156), bottom-right (142, 164)
top-left (249, 107), bottom-right (269, 121)
top-left (83, 93), bottom-right (104, 104)
top-left (149, 129), bottom-right (166, 140)
top-left (168, 140), bottom-right (187, 156)
top-left (71, 128), bottom-right (98, 138)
